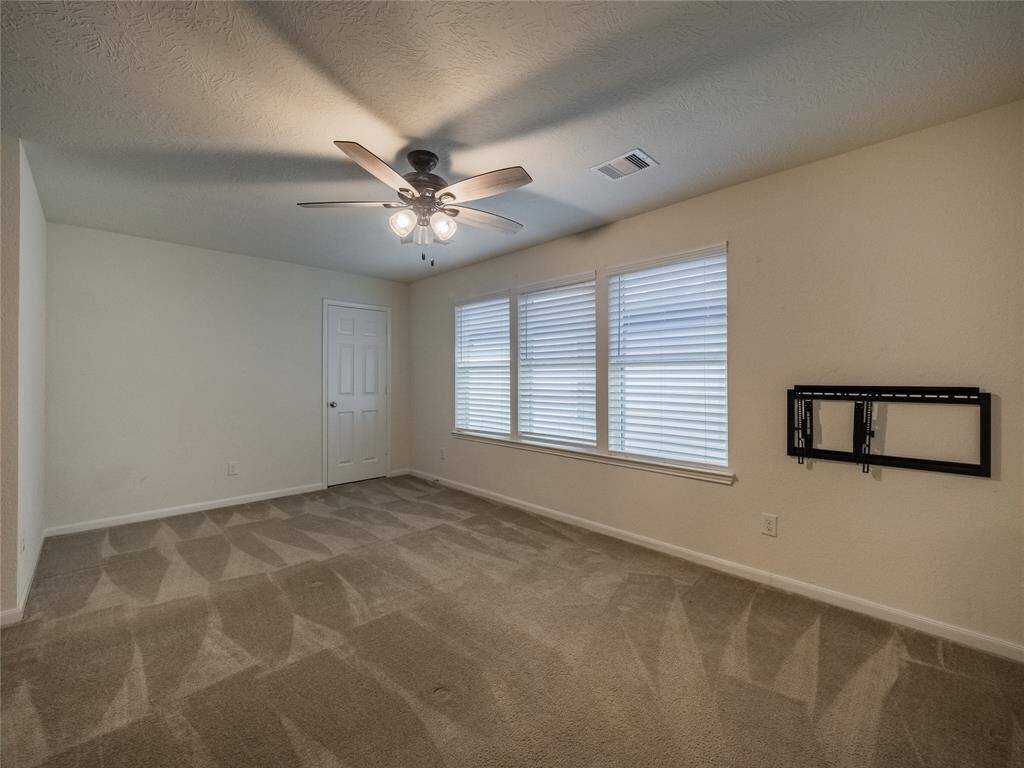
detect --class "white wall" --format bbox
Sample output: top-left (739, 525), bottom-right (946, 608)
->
top-left (17, 143), bottom-right (46, 606)
top-left (45, 225), bottom-right (410, 530)
top-left (410, 102), bottom-right (1024, 648)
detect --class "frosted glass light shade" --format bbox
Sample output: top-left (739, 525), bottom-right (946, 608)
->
top-left (388, 209), bottom-right (416, 237)
top-left (430, 212), bottom-right (458, 241)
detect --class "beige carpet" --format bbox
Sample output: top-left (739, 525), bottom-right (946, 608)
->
top-left (2, 475), bottom-right (1021, 767)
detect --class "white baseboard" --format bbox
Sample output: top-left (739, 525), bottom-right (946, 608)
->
top-left (44, 482), bottom-right (327, 538)
top-left (2, 533), bottom-right (43, 627)
top-left (386, 468), bottom-right (414, 477)
top-left (408, 469), bottom-right (1024, 663)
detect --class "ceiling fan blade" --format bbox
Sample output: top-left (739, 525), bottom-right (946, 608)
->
top-left (437, 167), bottom-right (532, 203)
top-left (297, 201), bottom-right (405, 208)
top-left (449, 206), bottom-right (523, 235)
top-left (333, 141), bottom-right (417, 197)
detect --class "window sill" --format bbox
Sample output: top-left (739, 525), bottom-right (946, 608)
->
top-left (450, 430), bottom-right (736, 486)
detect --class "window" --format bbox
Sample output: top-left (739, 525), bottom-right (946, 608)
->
top-left (608, 247), bottom-right (728, 466)
top-left (518, 279), bottom-right (596, 446)
top-left (454, 295), bottom-right (510, 435)
top-left (451, 244), bottom-right (730, 481)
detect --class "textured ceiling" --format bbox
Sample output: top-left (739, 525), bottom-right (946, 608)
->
top-left (2, 2), bottom-right (1022, 282)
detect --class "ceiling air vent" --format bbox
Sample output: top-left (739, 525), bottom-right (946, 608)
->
top-left (592, 148), bottom-right (658, 180)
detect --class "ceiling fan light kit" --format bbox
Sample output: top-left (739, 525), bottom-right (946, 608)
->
top-left (413, 223), bottom-right (432, 245)
top-left (298, 143), bottom-right (531, 250)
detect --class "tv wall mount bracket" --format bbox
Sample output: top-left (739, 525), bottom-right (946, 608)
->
top-left (786, 386), bottom-right (990, 477)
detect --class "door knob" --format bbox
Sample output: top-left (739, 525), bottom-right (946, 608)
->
top-left (328, 401), bottom-right (337, 408)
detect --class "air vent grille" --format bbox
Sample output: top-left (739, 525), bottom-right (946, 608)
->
top-left (593, 148), bottom-right (658, 180)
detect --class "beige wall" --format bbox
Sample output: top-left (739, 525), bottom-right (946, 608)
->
top-left (1, 135), bottom-right (21, 613)
top-left (1, 139), bottom-right (47, 616)
top-left (46, 225), bottom-right (411, 529)
top-left (16, 143), bottom-right (46, 607)
top-left (409, 102), bottom-right (1024, 646)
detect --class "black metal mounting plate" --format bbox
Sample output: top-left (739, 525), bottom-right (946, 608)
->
top-left (786, 385), bottom-right (991, 477)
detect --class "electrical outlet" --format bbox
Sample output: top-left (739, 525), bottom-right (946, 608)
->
top-left (439, 448), bottom-right (447, 461)
top-left (761, 513), bottom-right (778, 537)
top-left (227, 461), bottom-right (239, 477)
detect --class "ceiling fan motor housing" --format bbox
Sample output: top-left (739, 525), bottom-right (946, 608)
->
top-left (404, 150), bottom-right (448, 195)
top-left (402, 150), bottom-right (453, 220)
top-left (407, 149), bottom-right (438, 173)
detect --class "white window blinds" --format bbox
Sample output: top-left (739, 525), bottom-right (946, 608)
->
top-left (608, 247), bottom-right (728, 466)
top-left (454, 296), bottom-right (510, 435)
top-left (518, 279), bottom-right (596, 446)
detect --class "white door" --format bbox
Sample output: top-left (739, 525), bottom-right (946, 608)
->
top-left (326, 304), bottom-right (388, 485)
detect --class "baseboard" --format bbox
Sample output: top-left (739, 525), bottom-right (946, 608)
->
top-left (44, 482), bottom-right (327, 538)
top-left (408, 469), bottom-right (1024, 663)
top-left (44, 473), bottom-right (417, 540)
top-left (2, 531), bottom-right (43, 627)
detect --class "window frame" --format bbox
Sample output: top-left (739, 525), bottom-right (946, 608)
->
top-left (516, 272), bottom-right (598, 449)
top-left (606, 245), bottom-right (729, 468)
top-left (450, 244), bottom-right (733, 485)
top-left (452, 290), bottom-right (512, 437)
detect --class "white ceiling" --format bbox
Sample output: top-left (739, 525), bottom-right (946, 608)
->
top-left (2, 2), bottom-right (1022, 282)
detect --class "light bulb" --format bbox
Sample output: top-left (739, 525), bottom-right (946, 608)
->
top-left (388, 209), bottom-right (416, 237)
top-left (430, 212), bottom-right (458, 241)
top-left (412, 223), bottom-right (433, 245)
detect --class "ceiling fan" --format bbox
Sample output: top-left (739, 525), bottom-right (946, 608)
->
top-left (298, 142), bottom-right (532, 245)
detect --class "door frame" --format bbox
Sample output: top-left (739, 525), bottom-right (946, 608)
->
top-left (322, 298), bottom-right (392, 486)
